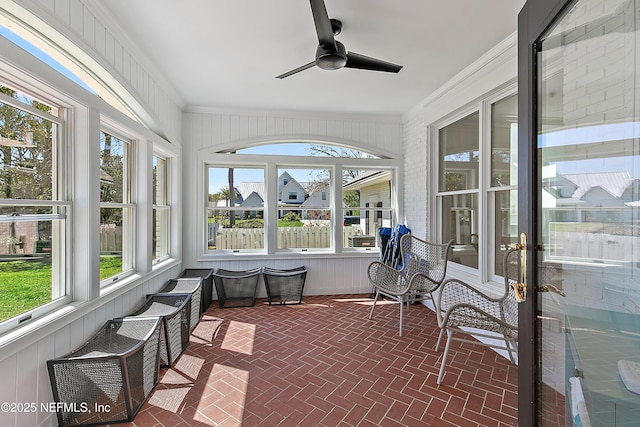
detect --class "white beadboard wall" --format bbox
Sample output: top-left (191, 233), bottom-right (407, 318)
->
top-left (182, 110), bottom-right (403, 295)
top-left (3, 0), bottom-right (184, 144)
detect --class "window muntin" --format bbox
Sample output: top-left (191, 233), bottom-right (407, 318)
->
top-left (99, 131), bottom-right (133, 282)
top-left (152, 155), bottom-right (169, 262)
top-left (207, 166), bottom-right (265, 252)
top-left (0, 84), bottom-right (69, 327)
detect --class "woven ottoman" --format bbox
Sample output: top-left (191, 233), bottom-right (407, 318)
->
top-left (47, 317), bottom-right (162, 427)
top-left (212, 267), bottom-right (261, 308)
top-left (155, 278), bottom-right (202, 331)
top-left (180, 269), bottom-right (214, 310)
top-left (124, 294), bottom-right (191, 366)
top-left (263, 266), bottom-right (308, 305)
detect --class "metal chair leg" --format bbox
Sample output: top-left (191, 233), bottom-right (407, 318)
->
top-left (369, 289), bottom-right (380, 320)
top-left (435, 328), bottom-right (445, 351)
top-left (398, 296), bottom-right (403, 336)
top-left (437, 329), bottom-right (453, 385)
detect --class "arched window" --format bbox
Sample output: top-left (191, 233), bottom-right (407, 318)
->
top-left (204, 142), bottom-right (398, 255)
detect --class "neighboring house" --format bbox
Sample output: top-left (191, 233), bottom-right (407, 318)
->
top-left (546, 171), bottom-right (640, 222)
top-left (279, 179), bottom-right (306, 205)
top-left (239, 191), bottom-right (264, 218)
top-left (299, 185), bottom-right (349, 220)
top-left (343, 170), bottom-right (392, 235)
top-left (217, 172), bottom-right (311, 219)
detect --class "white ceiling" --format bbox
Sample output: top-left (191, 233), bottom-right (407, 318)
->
top-left (93, 0), bottom-right (525, 117)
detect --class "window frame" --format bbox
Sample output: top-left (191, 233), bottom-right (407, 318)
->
top-left (152, 154), bottom-right (170, 263)
top-left (98, 127), bottom-right (135, 285)
top-left (433, 85), bottom-right (518, 286)
top-left (199, 151), bottom-right (400, 258)
top-left (0, 79), bottom-right (72, 334)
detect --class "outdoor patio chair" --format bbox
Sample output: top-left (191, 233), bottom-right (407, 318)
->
top-left (368, 234), bottom-right (453, 336)
top-left (435, 246), bottom-right (519, 385)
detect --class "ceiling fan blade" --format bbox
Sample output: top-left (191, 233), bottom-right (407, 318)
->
top-left (276, 61), bottom-right (317, 79)
top-left (309, 0), bottom-right (335, 48)
top-left (345, 52), bottom-right (403, 73)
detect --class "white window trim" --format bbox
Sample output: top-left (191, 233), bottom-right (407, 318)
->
top-left (431, 84), bottom-right (518, 289)
top-left (198, 150), bottom-right (401, 260)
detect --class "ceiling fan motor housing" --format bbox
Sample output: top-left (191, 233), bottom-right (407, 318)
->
top-left (315, 41), bottom-right (347, 70)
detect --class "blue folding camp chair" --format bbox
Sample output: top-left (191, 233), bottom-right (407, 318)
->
top-left (380, 224), bottom-right (411, 269)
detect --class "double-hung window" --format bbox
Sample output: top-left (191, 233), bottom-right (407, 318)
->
top-left (0, 83), bottom-right (70, 329)
top-left (152, 155), bottom-right (170, 262)
top-left (99, 130), bottom-right (134, 283)
top-left (436, 91), bottom-right (518, 281)
top-left (207, 166), bottom-right (265, 251)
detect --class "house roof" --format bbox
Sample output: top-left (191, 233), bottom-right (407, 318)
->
top-left (562, 172), bottom-right (636, 200)
top-left (343, 170), bottom-right (390, 190)
top-left (237, 182), bottom-right (266, 201)
top-left (91, 1), bottom-right (525, 116)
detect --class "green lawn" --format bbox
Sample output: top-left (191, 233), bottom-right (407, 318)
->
top-left (0, 256), bottom-right (123, 322)
top-left (99, 255), bottom-right (123, 280)
top-left (0, 260), bottom-right (52, 322)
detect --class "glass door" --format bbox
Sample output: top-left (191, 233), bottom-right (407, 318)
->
top-left (519, 0), bottom-right (640, 425)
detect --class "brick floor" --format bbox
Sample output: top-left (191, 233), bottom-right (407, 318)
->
top-left (116, 295), bottom-right (519, 426)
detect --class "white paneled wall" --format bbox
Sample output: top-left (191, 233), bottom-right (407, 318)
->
top-left (184, 110), bottom-right (403, 157)
top-left (182, 110), bottom-right (402, 294)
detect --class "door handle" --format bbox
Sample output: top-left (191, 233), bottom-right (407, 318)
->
top-left (511, 232), bottom-right (527, 303)
top-left (539, 284), bottom-right (566, 297)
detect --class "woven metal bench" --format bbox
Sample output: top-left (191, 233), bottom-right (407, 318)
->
top-left (263, 266), bottom-right (307, 305)
top-left (212, 267), bottom-right (261, 308)
top-left (180, 268), bottom-right (214, 310)
top-left (47, 317), bottom-right (162, 427)
top-left (123, 294), bottom-right (191, 366)
top-left (155, 278), bottom-right (202, 331)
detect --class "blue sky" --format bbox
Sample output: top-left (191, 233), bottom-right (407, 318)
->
top-left (1, 25), bottom-right (94, 93)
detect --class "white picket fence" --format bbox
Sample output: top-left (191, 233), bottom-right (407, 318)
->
top-left (211, 225), bottom-right (367, 249)
top-left (100, 224), bottom-right (122, 252)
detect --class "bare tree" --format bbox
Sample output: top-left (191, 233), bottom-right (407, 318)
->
top-left (306, 144), bottom-right (364, 208)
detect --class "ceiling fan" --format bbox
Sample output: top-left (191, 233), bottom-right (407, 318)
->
top-left (276, 0), bottom-right (403, 79)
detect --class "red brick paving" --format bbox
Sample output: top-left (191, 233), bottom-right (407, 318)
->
top-left (115, 295), bottom-right (518, 426)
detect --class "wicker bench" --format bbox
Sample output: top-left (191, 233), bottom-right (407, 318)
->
top-left (47, 317), bottom-right (162, 427)
top-left (212, 267), bottom-right (261, 308)
top-left (155, 278), bottom-right (202, 331)
top-left (180, 269), bottom-right (214, 310)
top-left (123, 294), bottom-right (191, 366)
top-left (263, 266), bottom-right (307, 305)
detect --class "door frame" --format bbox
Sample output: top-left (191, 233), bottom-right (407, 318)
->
top-left (517, 0), bottom-right (573, 424)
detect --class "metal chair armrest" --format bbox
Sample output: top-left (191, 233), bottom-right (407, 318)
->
top-left (368, 261), bottom-right (409, 296)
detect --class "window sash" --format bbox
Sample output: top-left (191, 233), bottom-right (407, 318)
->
top-left (203, 154), bottom-right (398, 255)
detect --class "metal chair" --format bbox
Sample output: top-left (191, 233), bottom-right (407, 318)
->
top-left (435, 247), bottom-right (519, 385)
top-left (368, 234), bottom-right (453, 336)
